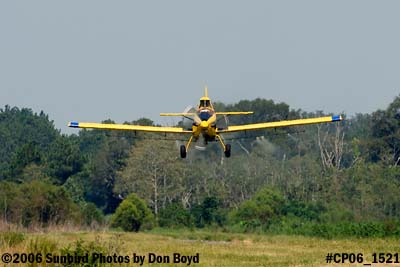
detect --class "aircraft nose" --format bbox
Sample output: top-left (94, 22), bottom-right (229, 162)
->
top-left (200, 121), bottom-right (209, 128)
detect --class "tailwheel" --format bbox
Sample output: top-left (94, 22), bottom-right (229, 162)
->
top-left (224, 144), bottom-right (231, 158)
top-left (180, 145), bottom-right (187, 158)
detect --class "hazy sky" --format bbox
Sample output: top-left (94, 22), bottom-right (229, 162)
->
top-left (1, 1), bottom-right (399, 133)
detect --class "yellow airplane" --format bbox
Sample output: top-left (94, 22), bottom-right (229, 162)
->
top-left (68, 87), bottom-right (343, 158)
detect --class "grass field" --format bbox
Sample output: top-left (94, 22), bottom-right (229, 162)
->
top-left (1, 228), bottom-right (400, 266)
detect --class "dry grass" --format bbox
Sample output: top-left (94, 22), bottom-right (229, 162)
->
top-left (1, 229), bottom-right (399, 266)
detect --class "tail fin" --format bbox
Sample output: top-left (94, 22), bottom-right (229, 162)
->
top-left (204, 85), bottom-right (208, 98)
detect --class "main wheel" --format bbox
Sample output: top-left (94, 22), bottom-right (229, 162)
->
top-left (180, 145), bottom-right (187, 158)
top-left (224, 144), bottom-right (231, 158)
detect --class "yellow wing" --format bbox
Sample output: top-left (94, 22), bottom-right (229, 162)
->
top-left (160, 112), bottom-right (254, 116)
top-left (217, 115), bottom-right (343, 133)
top-left (216, 112), bottom-right (254, 115)
top-left (159, 113), bottom-right (196, 116)
top-left (160, 111), bottom-right (254, 117)
top-left (68, 121), bottom-right (192, 134)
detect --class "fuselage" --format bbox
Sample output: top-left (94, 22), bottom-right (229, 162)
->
top-left (192, 107), bottom-right (217, 142)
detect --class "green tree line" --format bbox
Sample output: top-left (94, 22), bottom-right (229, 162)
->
top-left (0, 95), bottom-right (399, 237)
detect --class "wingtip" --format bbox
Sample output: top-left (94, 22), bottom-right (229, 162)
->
top-left (68, 121), bottom-right (79, 128)
top-left (331, 115), bottom-right (344, 122)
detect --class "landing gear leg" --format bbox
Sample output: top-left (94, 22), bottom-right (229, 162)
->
top-left (216, 134), bottom-right (231, 158)
top-left (180, 135), bottom-right (194, 158)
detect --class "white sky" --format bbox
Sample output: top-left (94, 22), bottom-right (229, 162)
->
top-left (1, 1), bottom-right (399, 133)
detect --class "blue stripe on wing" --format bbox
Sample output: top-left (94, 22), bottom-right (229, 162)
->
top-left (69, 121), bottom-right (79, 128)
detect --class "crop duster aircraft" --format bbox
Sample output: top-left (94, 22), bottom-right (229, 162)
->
top-left (68, 87), bottom-right (343, 158)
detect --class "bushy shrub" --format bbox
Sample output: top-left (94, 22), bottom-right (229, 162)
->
top-left (318, 203), bottom-right (354, 224)
top-left (158, 203), bottom-right (193, 228)
top-left (81, 202), bottom-right (104, 226)
top-left (267, 217), bottom-right (400, 238)
top-left (111, 193), bottom-right (154, 232)
top-left (191, 197), bottom-right (227, 228)
top-left (267, 215), bottom-right (315, 236)
top-left (229, 187), bottom-right (285, 231)
top-left (0, 180), bottom-right (79, 227)
top-left (283, 200), bottom-right (325, 221)
top-left (111, 201), bottom-right (140, 231)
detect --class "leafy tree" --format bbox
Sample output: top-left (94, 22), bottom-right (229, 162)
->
top-left (84, 131), bottom-right (131, 213)
top-left (191, 197), bottom-right (226, 227)
top-left (80, 202), bottom-right (104, 226)
top-left (63, 174), bottom-right (86, 204)
top-left (44, 135), bottom-right (85, 184)
top-left (6, 142), bottom-right (42, 181)
top-left (0, 181), bottom-right (22, 223)
top-left (115, 139), bottom-right (185, 216)
top-left (0, 106), bottom-right (58, 179)
top-left (368, 95), bottom-right (400, 164)
top-left (77, 129), bottom-right (107, 156)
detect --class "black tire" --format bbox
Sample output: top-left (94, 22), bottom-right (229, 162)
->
top-left (180, 145), bottom-right (187, 158)
top-left (224, 144), bottom-right (231, 158)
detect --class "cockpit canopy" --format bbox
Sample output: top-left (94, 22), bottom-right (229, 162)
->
top-left (199, 99), bottom-right (211, 108)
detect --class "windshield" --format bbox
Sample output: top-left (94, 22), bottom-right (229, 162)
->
top-left (199, 100), bottom-right (210, 107)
